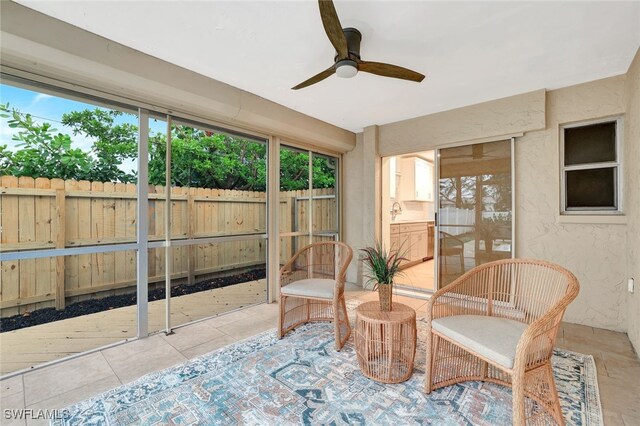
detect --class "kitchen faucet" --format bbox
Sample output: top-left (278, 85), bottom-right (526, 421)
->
top-left (390, 201), bottom-right (402, 221)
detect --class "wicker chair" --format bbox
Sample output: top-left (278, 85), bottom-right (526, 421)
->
top-left (278, 241), bottom-right (353, 351)
top-left (440, 231), bottom-right (466, 274)
top-left (424, 258), bottom-right (579, 425)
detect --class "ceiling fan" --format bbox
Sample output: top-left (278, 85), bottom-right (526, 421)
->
top-left (292, 0), bottom-right (425, 90)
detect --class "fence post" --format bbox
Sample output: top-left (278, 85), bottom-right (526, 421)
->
top-left (187, 193), bottom-right (195, 285)
top-left (55, 188), bottom-right (66, 310)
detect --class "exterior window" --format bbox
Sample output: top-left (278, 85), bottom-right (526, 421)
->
top-left (561, 118), bottom-right (622, 213)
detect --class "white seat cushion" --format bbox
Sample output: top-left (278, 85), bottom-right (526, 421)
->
top-left (281, 278), bottom-right (335, 299)
top-left (432, 315), bottom-right (527, 369)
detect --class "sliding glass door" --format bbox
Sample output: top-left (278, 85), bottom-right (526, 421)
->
top-left (153, 117), bottom-right (269, 333)
top-left (278, 144), bottom-right (340, 268)
top-left (436, 139), bottom-right (514, 287)
top-left (0, 73), bottom-right (339, 374)
top-left (0, 81), bottom-right (140, 374)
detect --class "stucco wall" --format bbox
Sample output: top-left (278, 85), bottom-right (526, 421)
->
top-left (378, 89), bottom-right (546, 156)
top-left (343, 132), bottom-right (365, 285)
top-left (347, 74), bottom-right (634, 331)
top-left (343, 129), bottom-right (379, 286)
top-left (346, 89), bottom-right (548, 290)
top-left (625, 49), bottom-right (640, 352)
top-left (516, 76), bottom-right (627, 331)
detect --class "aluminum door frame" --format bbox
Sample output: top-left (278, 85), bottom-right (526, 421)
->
top-left (434, 137), bottom-right (516, 290)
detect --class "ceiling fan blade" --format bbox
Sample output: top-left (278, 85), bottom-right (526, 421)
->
top-left (292, 65), bottom-right (336, 90)
top-left (319, 0), bottom-right (348, 59)
top-left (358, 61), bottom-right (425, 83)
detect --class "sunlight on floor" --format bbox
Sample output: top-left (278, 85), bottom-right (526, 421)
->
top-left (395, 260), bottom-right (435, 292)
top-left (0, 280), bottom-right (267, 375)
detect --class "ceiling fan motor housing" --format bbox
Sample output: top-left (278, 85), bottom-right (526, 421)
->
top-left (334, 27), bottom-right (362, 62)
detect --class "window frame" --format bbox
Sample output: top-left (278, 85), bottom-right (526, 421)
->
top-left (560, 116), bottom-right (623, 215)
top-left (277, 142), bottom-right (341, 242)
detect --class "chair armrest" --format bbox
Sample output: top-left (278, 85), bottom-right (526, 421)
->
top-left (279, 249), bottom-right (305, 287)
top-left (279, 257), bottom-right (296, 277)
top-left (512, 313), bottom-right (563, 371)
top-left (279, 269), bottom-right (292, 284)
top-left (279, 266), bottom-right (310, 287)
top-left (513, 286), bottom-right (578, 371)
top-left (278, 242), bottom-right (353, 291)
top-left (443, 231), bottom-right (464, 246)
top-left (279, 267), bottom-right (292, 277)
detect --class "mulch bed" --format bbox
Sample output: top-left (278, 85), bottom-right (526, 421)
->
top-left (0, 268), bottom-right (266, 333)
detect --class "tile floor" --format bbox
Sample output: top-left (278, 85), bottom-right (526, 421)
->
top-left (1, 285), bottom-right (638, 425)
top-left (395, 259), bottom-right (435, 291)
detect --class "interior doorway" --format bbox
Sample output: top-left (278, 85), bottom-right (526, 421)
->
top-left (381, 151), bottom-right (436, 292)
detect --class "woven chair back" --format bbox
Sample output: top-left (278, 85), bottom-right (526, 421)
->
top-left (290, 241), bottom-right (353, 286)
top-left (443, 258), bottom-right (579, 325)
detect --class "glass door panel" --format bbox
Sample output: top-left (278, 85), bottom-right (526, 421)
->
top-left (279, 145), bottom-right (310, 234)
top-left (0, 83), bottom-right (139, 373)
top-left (278, 146), bottom-right (340, 272)
top-left (166, 238), bottom-right (267, 329)
top-left (311, 153), bottom-right (339, 241)
top-left (150, 117), bottom-right (268, 332)
top-left (279, 145), bottom-right (310, 255)
top-left (437, 139), bottom-right (513, 287)
top-left (147, 114), bottom-right (168, 333)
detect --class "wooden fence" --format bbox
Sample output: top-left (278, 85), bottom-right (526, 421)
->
top-left (0, 176), bottom-right (336, 317)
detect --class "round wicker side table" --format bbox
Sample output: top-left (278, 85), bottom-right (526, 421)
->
top-left (354, 301), bottom-right (417, 384)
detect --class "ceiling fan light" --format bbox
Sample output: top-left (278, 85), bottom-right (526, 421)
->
top-left (335, 60), bottom-right (358, 78)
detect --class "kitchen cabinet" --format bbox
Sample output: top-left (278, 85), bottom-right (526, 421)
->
top-left (400, 157), bottom-right (433, 202)
top-left (390, 221), bottom-right (434, 265)
top-left (390, 228), bottom-right (400, 255)
top-left (410, 231), bottom-right (428, 261)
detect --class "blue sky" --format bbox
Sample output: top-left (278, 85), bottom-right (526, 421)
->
top-left (0, 84), bottom-right (166, 173)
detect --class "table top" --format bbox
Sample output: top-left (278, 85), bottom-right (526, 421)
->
top-left (355, 301), bottom-right (416, 323)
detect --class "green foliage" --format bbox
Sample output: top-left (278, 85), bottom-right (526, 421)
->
top-left (279, 149), bottom-right (336, 191)
top-left (311, 155), bottom-right (337, 189)
top-left (0, 103), bottom-right (93, 180)
top-left (148, 126), bottom-right (268, 190)
top-left (361, 241), bottom-right (407, 288)
top-left (62, 109), bottom-right (138, 183)
top-left (279, 148), bottom-right (310, 190)
top-left (0, 144), bottom-right (14, 172)
top-left (0, 103), bottom-right (337, 191)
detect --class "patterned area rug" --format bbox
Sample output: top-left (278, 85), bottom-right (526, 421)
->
top-left (54, 304), bottom-right (602, 425)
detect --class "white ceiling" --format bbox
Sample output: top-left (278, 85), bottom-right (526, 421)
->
top-left (16, 1), bottom-right (640, 133)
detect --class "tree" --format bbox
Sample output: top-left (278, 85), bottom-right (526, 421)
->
top-left (279, 149), bottom-right (336, 191)
top-left (149, 126), bottom-right (268, 190)
top-left (0, 103), bottom-right (93, 180)
top-left (0, 144), bottom-right (14, 172)
top-left (62, 109), bottom-right (138, 183)
top-left (279, 148), bottom-right (311, 190)
top-left (439, 176), bottom-right (477, 209)
top-left (1, 103), bottom-right (337, 191)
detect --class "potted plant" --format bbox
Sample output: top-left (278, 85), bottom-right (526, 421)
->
top-left (361, 242), bottom-right (407, 312)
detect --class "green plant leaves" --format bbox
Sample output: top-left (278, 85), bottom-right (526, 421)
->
top-left (360, 241), bottom-right (408, 287)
